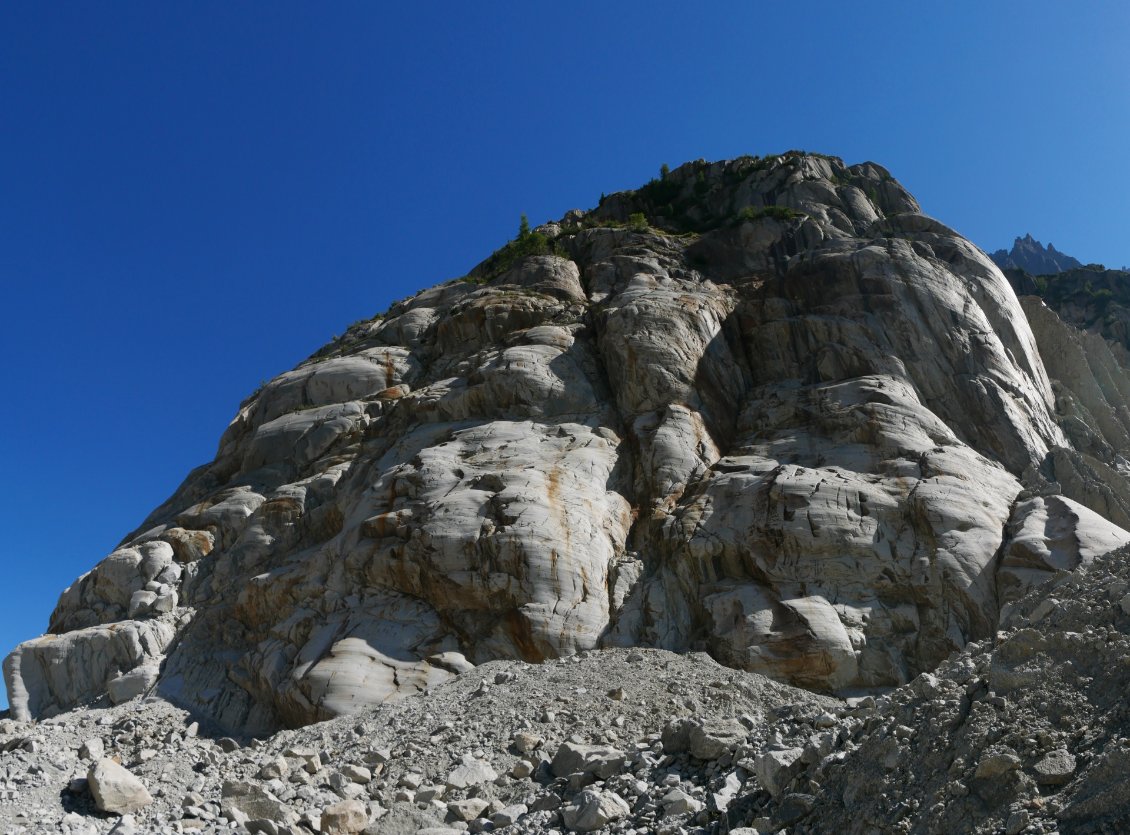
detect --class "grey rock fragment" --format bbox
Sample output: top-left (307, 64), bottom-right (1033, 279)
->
top-left (661, 787), bottom-right (704, 815)
top-left (551, 741), bottom-right (626, 779)
top-left (491, 803), bottom-right (527, 826)
top-left (447, 797), bottom-right (490, 821)
top-left (688, 718), bottom-right (746, 760)
top-left (258, 755), bottom-right (290, 779)
top-left (340, 763), bottom-right (372, 783)
top-left (79, 737), bottom-right (105, 761)
top-left (561, 789), bottom-right (630, 832)
top-left (754, 747), bottom-right (803, 797)
top-left (1033, 749), bottom-right (1076, 785)
top-left (220, 780), bottom-right (297, 825)
top-left (445, 755), bottom-right (497, 789)
top-left (974, 751), bottom-right (1022, 780)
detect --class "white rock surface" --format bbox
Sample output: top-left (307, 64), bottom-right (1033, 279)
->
top-left (87, 758), bottom-right (153, 815)
top-left (7, 151), bottom-right (1130, 736)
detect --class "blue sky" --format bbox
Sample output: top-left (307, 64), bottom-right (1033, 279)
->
top-left (2, 2), bottom-right (1128, 709)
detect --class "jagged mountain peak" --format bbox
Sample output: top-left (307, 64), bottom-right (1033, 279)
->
top-left (991, 233), bottom-right (1083, 274)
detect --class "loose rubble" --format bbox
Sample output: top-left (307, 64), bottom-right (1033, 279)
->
top-left (1, 648), bottom-right (836, 833)
top-left (11, 540), bottom-right (1130, 833)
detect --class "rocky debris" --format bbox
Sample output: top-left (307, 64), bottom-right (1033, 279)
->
top-left (87, 759), bottom-right (153, 815)
top-left (13, 152), bottom-right (1130, 738)
top-left (9, 548), bottom-right (1130, 832)
top-left (715, 541), bottom-right (1130, 833)
top-left (0, 647), bottom-right (837, 833)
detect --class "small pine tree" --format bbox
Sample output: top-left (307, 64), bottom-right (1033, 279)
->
top-left (518, 213), bottom-right (531, 241)
top-left (660, 163), bottom-right (670, 179)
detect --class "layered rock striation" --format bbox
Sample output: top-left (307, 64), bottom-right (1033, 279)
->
top-left (7, 152), bottom-right (1130, 734)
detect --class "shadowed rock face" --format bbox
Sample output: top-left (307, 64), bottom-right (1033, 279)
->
top-left (7, 153), bottom-right (1129, 733)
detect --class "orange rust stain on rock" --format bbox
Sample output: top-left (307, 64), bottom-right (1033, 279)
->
top-left (383, 352), bottom-right (396, 387)
top-left (505, 610), bottom-right (545, 662)
top-left (545, 465), bottom-right (571, 553)
top-left (361, 511), bottom-right (410, 540)
top-left (546, 466), bottom-right (561, 507)
top-left (263, 497), bottom-right (304, 519)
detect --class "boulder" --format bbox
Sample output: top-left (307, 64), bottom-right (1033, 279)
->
top-left (561, 789), bottom-right (630, 833)
top-left (755, 748), bottom-right (804, 797)
top-left (107, 663), bottom-right (160, 704)
top-left (4, 620), bottom-right (175, 721)
top-left (1033, 749), bottom-right (1077, 785)
top-left (446, 798), bottom-right (490, 822)
top-left (444, 755), bottom-right (497, 790)
top-left (320, 798), bottom-right (369, 834)
top-left (662, 788), bottom-right (704, 815)
top-left (220, 781), bottom-right (297, 826)
top-left (88, 759), bottom-right (153, 815)
top-left (550, 742), bottom-right (627, 779)
top-left (688, 718), bottom-right (747, 760)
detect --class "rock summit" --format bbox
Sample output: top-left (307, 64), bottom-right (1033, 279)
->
top-left (6, 151), bottom-right (1130, 833)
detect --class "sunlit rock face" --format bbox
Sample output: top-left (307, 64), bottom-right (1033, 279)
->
top-left (8, 153), bottom-right (1129, 732)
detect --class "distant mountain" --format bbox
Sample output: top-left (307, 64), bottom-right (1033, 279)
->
top-left (990, 232), bottom-right (1083, 274)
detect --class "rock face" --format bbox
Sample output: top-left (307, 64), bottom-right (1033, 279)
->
top-left (7, 152), bottom-right (1130, 735)
top-left (990, 233), bottom-right (1082, 274)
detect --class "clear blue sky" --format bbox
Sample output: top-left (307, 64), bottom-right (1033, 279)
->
top-left (2, 2), bottom-right (1128, 709)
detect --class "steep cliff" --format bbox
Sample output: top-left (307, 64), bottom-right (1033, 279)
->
top-left (7, 153), bottom-right (1129, 735)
